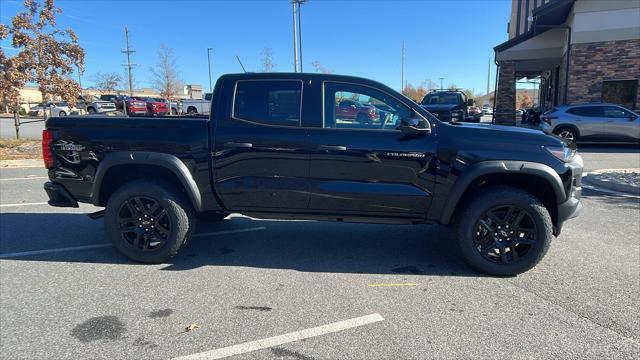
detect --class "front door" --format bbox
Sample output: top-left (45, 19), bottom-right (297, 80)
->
top-left (213, 79), bottom-right (309, 211)
top-left (306, 81), bottom-right (436, 217)
top-left (603, 106), bottom-right (640, 141)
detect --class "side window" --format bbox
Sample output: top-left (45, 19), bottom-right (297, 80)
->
top-left (204, 93), bottom-right (212, 101)
top-left (324, 82), bottom-right (411, 130)
top-left (233, 80), bottom-right (302, 127)
top-left (603, 106), bottom-right (631, 118)
top-left (566, 106), bottom-right (601, 117)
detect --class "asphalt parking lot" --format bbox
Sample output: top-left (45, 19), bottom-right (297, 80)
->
top-left (1, 146), bottom-right (639, 359)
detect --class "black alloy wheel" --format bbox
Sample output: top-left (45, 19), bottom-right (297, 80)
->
top-left (473, 205), bottom-right (536, 264)
top-left (118, 196), bottom-right (172, 251)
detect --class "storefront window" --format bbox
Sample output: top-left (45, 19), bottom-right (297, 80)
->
top-left (602, 80), bottom-right (638, 110)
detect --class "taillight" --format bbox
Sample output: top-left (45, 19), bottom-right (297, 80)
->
top-left (542, 115), bottom-right (557, 125)
top-left (42, 129), bottom-right (56, 169)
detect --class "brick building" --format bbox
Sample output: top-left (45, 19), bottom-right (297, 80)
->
top-left (493, 0), bottom-right (640, 125)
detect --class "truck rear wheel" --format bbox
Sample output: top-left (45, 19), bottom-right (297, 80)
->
top-left (455, 186), bottom-right (552, 276)
top-left (105, 179), bottom-right (195, 263)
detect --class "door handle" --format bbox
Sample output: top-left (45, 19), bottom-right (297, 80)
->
top-left (318, 145), bottom-right (347, 151)
top-left (224, 142), bottom-right (253, 148)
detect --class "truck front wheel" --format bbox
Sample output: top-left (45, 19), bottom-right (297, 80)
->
top-left (455, 186), bottom-right (552, 276)
top-left (105, 179), bottom-right (196, 263)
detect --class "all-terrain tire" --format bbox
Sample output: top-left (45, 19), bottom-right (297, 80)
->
top-left (455, 186), bottom-right (553, 276)
top-left (105, 179), bottom-right (196, 263)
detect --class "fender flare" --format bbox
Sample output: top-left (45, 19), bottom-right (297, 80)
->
top-left (439, 160), bottom-right (565, 224)
top-left (92, 151), bottom-right (202, 211)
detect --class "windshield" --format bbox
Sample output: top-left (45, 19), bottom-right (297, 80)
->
top-left (422, 93), bottom-right (460, 105)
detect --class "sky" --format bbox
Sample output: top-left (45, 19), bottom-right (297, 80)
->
top-left (0, 0), bottom-right (512, 96)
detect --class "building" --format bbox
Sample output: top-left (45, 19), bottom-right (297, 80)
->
top-left (4, 85), bottom-right (204, 114)
top-left (493, 0), bottom-right (640, 124)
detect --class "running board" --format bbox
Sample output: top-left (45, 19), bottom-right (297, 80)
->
top-left (87, 210), bottom-right (105, 219)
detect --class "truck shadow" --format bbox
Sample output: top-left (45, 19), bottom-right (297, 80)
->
top-left (0, 212), bottom-right (480, 277)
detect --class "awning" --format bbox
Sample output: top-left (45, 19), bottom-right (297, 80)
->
top-left (493, 0), bottom-right (575, 67)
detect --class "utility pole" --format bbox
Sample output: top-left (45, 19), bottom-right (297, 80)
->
top-left (486, 58), bottom-right (491, 95)
top-left (292, 2), bottom-right (299, 72)
top-left (207, 48), bottom-right (213, 93)
top-left (401, 41), bottom-right (405, 93)
top-left (439, 77), bottom-right (444, 89)
top-left (297, 0), bottom-right (303, 72)
top-left (122, 26), bottom-right (136, 96)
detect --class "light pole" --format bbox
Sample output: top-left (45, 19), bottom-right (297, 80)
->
top-left (439, 77), bottom-right (444, 89)
top-left (291, 0), bottom-right (306, 72)
top-left (207, 48), bottom-right (213, 93)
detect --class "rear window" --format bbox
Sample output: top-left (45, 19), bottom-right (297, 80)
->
top-left (233, 80), bottom-right (302, 127)
top-left (566, 106), bottom-right (601, 117)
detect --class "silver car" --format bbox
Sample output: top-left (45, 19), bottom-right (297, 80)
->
top-left (541, 103), bottom-right (639, 143)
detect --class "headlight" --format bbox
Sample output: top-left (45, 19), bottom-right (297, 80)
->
top-left (544, 145), bottom-right (575, 163)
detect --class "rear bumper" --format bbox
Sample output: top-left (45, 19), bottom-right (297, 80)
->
top-left (44, 181), bottom-right (78, 208)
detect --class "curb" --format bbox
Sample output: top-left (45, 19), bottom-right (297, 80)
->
top-left (583, 169), bottom-right (640, 196)
top-left (0, 159), bottom-right (43, 168)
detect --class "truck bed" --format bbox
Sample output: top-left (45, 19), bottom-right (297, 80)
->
top-left (45, 115), bottom-right (211, 203)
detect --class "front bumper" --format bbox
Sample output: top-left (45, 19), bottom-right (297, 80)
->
top-left (555, 154), bottom-right (583, 235)
top-left (44, 181), bottom-right (78, 208)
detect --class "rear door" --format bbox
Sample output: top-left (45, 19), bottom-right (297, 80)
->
top-left (212, 79), bottom-right (310, 211)
top-left (306, 81), bottom-right (436, 217)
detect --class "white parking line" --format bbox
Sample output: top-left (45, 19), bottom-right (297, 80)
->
top-left (193, 226), bottom-right (266, 238)
top-left (0, 176), bottom-right (48, 181)
top-left (0, 227), bottom-right (268, 259)
top-left (0, 244), bottom-right (111, 259)
top-left (171, 313), bottom-right (385, 360)
top-left (0, 202), bottom-right (48, 208)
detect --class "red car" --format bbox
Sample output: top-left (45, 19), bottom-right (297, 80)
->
top-left (100, 94), bottom-right (147, 116)
top-left (133, 97), bottom-right (168, 116)
top-left (335, 99), bottom-right (377, 124)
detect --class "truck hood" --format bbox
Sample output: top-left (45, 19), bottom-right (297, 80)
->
top-left (446, 122), bottom-right (565, 147)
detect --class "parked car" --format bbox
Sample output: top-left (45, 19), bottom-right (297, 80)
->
top-left (163, 99), bottom-right (179, 115)
top-left (541, 103), bottom-right (640, 143)
top-left (100, 94), bottom-right (147, 116)
top-left (77, 95), bottom-right (117, 114)
top-left (42, 72), bottom-right (583, 276)
top-left (133, 97), bottom-right (168, 116)
top-left (179, 93), bottom-right (212, 115)
top-left (468, 106), bottom-right (483, 121)
top-left (482, 104), bottom-right (493, 115)
top-left (420, 90), bottom-right (476, 122)
top-left (28, 102), bottom-right (77, 117)
top-left (335, 99), bottom-right (378, 124)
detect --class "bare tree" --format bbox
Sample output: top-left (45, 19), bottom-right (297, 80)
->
top-left (311, 60), bottom-right (333, 74)
top-left (3, 0), bottom-right (85, 107)
top-left (92, 72), bottom-right (122, 94)
top-left (260, 47), bottom-right (276, 72)
top-left (150, 44), bottom-right (183, 99)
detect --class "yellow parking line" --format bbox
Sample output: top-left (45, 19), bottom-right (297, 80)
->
top-left (367, 283), bottom-right (418, 287)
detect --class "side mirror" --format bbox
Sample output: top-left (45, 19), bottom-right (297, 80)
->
top-left (398, 117), bottom-right (431, 136)
top-left (467, 99), bottom-right (474, 106)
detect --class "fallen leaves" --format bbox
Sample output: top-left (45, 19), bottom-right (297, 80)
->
top-left (184, 323), bottom-right (200, 332)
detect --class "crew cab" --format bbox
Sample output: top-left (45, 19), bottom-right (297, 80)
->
top-left (133, 97), bottom-right (168, 116)
top-left (100, 94), bottom-right (147, 116)
top-left (42, 73), bottom-right (583, 276)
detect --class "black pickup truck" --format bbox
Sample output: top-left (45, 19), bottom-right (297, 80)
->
top-left (43, 73), bottom-right (583, 276)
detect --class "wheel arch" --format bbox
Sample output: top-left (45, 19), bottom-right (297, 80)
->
top-left (440, 161), bottom-right (566, 230)
top-left (553, 123), bottom-right (580, 137)
top-left (92, 152), bottom-right (203, 211)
